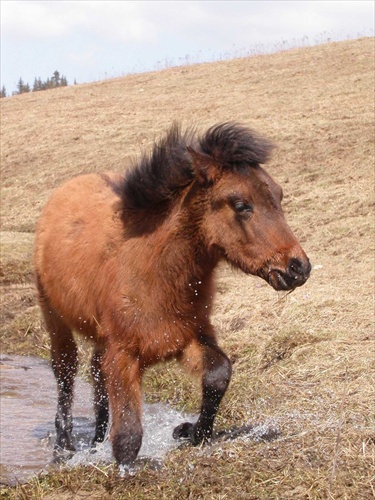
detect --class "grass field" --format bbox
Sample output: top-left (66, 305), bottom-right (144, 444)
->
top-left (0, 37), bottom-right (374, 499)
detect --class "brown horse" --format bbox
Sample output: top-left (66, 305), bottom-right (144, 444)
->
top-left (34, 122), bottom-right (310, 466)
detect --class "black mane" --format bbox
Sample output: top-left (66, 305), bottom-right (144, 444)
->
top-left (199, 122), bottom-right (274, 172)
top-left (113, 122), bottom-right (195, 212)
top-left (113, 122), bottom-right (274, 217)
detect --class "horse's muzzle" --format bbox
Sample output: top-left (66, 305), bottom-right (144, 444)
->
top-left (267, 257), bottom-right (311, 291)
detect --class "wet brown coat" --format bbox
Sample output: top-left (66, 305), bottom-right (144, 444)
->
top-left (34, 123), bottom-right (310, 465)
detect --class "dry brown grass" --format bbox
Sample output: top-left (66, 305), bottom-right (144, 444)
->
top-left (1, 37), bottom-right (374, 499)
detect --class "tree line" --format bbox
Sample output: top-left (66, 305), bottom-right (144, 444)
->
top-left (1, 70), bottom-right (74, 98)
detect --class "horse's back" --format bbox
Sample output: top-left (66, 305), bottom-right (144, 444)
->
top-left (34, 172), bottom-right (123, 331)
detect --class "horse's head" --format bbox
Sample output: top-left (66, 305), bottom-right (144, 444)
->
top-left (188, 126), bottom-right (311, 291)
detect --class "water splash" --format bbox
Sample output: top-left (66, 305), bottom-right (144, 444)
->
top-left (0, 354), bottom-right (196, 485)
top-left (0, 354), bottom-right (280, 486)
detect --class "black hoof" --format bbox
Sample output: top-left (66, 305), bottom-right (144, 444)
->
top-left (172, 422), bottom-right (210, 446)
top-left (52, 446), bottom-right (75, 464)
top-left (173, 422), bottom-right (195, 440)
top-left (91, 434), bottom-right (105, 447)
top-left (55, 432), bottom-right (76, 453)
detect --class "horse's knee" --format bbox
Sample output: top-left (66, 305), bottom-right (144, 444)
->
top-left (204, 349), bottom-right (232, 395)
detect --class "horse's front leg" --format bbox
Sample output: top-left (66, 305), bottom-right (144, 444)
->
top-left (103, 345), bottom-right (143, 466)
top-left (174, 336), bottom-right (232, 445)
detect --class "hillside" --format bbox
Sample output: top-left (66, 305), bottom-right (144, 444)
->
top-left (0, 37), bottom-right (374, 499)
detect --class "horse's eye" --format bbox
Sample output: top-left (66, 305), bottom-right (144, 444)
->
top-left (233, 200), bottom-right (253, 213)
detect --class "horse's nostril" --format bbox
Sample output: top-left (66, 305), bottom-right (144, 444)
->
top-left (287, 258), bottom-right (310, 280)
top-left (288, 258), bottom-right (302, 275)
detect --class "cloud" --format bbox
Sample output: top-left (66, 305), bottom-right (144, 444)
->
top-left (163, 1), bottom-right (374, 48)
top-left (1, 1), bottom-right (158, 43)
top-left (1, 1), bottom-right (77, 38)
top-left (2, 1), bottom-right (373, 47)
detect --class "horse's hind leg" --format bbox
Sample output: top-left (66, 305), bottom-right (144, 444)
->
top-left (91, 346), bottom-right (109, 444)
top-left (37, 286), bottom-right (78, 454)
top-left (174, 336), bottom-right (232, 444)
top-left (48, 318), bottom-right (78, 454)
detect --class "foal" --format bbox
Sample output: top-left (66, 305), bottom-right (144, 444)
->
top-left (34, 122), bottom-right (310, 465)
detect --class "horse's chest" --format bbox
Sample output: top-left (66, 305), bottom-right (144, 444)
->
top-left (114, 306), bottom-right (195, 364)
top-left (136, 314), bottom-right (195, 363)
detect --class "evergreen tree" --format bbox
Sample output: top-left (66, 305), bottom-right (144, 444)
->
top-left (60, 75), bottom-right (68, 86)
top-left (17, 77), bottom-right (25, 94)
top-left (52, 70), bottom-right (60, 87)
top-left (39, 78), bottom-right (46, 91)
top-left (12, 70), bottom-right (69, 95)
top-left (16, 77), bottom-right (30, 94)
top-left (0, 86), bottom-right (6, 98)
top-left (33, 77), bottom-right (45, 92)
top-left (32, 78), bottom-right (40, 92)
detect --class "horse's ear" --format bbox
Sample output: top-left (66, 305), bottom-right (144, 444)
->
top-left (187, 146), bottom-right (218, 184)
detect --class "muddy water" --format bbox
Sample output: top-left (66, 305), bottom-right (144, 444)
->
top-left (0, 354), bottom-right (196, 485)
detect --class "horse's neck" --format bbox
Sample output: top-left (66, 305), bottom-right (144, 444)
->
top-left (126, 205), bottom-right (217, 313)
top-left (154, 213), bottom-right (215, 282)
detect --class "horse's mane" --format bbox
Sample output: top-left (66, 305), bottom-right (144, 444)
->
top-left (112, 122), bottom-right (273, 233)
top-left (113, 122), bottom-right (195, 212)
top-left (198, 121), bottom-right (274, 172)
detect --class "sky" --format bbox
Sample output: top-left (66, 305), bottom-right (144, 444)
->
top-left (1, 0), bottom-right (374, 95)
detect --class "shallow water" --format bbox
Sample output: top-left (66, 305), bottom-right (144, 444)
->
top-left (0, 354), bottom-right (196, 486)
